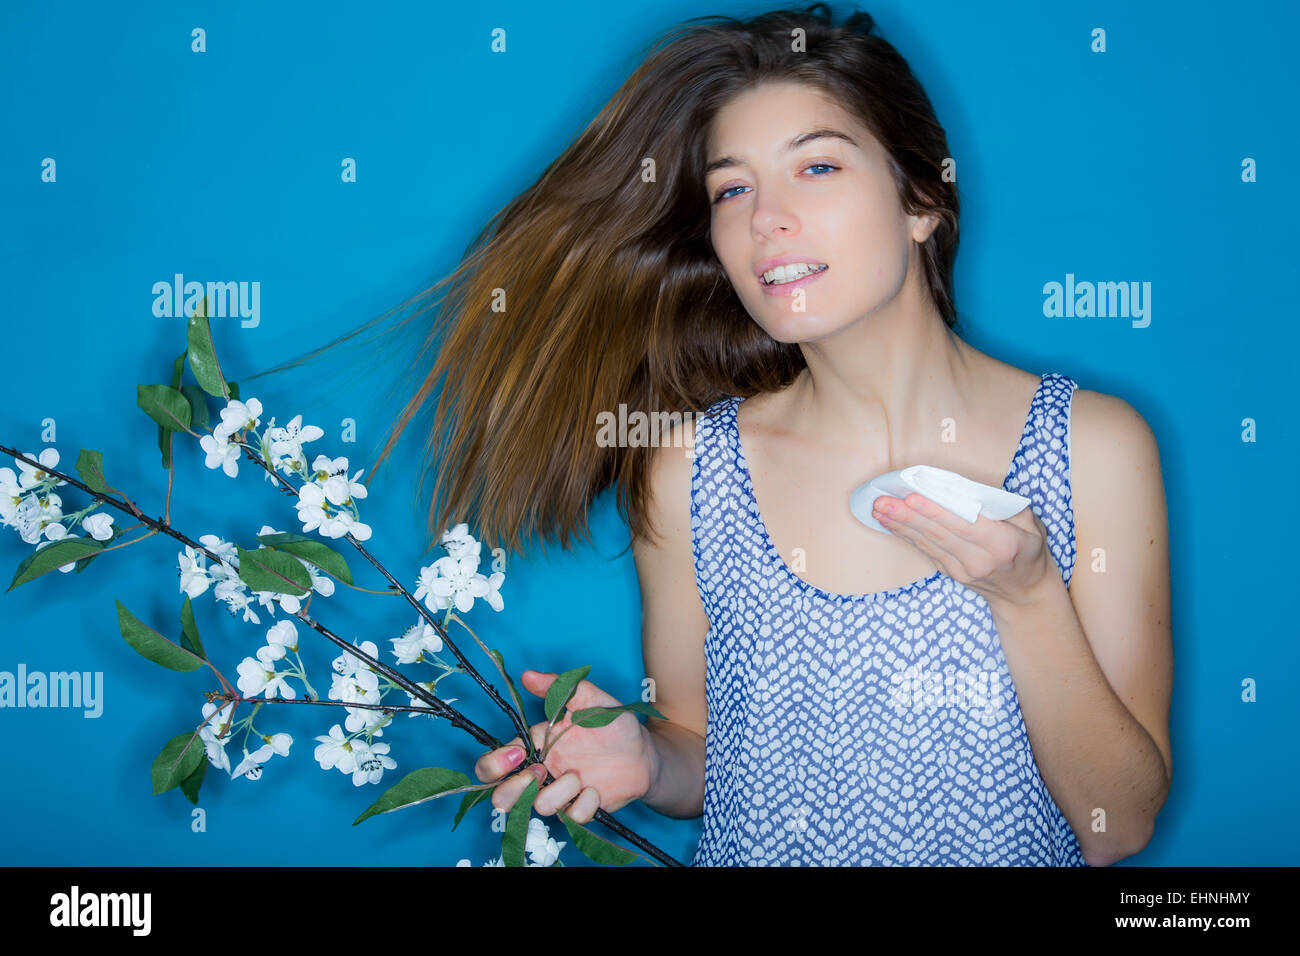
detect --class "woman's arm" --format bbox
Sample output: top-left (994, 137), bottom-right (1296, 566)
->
top-left (631, 419), bottom-right (709, 819)
top-left (988, 389), bottom-right (1173, 866)
top-left (642, 721), bottom-right (707, 819)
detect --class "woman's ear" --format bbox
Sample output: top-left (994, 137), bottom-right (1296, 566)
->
top-left (911, 212), bottom-right (940, 244)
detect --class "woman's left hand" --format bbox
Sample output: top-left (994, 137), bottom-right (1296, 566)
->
top-left (871, 493), bottom-right (1055, 608)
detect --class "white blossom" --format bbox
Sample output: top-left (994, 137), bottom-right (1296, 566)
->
top-left (199, 534), bottom-right (239, 566)
top-left (426, 554), bottom-right (493, 615)
top-left (199, 432), bottom-right (241, 478)
top-left (214, 398), bottom-right (263, 441)
top-left (264, 414), bottom-right (324, 481)
top-left (327, 509), bottom-right (372, 542)
top-left (391, 617), bottom-right (444, 664)
top-left (413, 565), bottom-right (452, 613)
top-left (294, 473), bottom-right (370, 541)
top-left (254, 589), bottom-right (299, 616)
top-left (331, 641), bottom-right (380, 679)
top-left (329, 665), bottom-right (389, 736)
top-left (0, 471), bottom-right (23, 529)
top-left (199, 701), bottom-right (237, 774)
top-left (329, 666), bottom-right (379, 707)
top-left (0, 466), bottom-right (23, 499)
top-left (440, 523), bottom-right (481, 563)
top-left (295, 482), bottom-right (330, 534)
top-left (261, 620), bottom-right (299, 661)
top-left (236, 650), bottom-right (296, 699)
top-left (231, 731), bottom-right (291, 781)
top-left (525, 816), bottom-right (567, 866)
top-left (481, 569), bottom-right (505, 613)
top-left (313, 724), bottom-right (356, 773)
top-left (178, 546), bottom-right (210, 598)
top-left (347, 739), bottom-right (395, 786)
top-left (14, 448), bottom-right (66, 491)
top-left (15, 492), bottom-right (63, 545)
top-left (81, 512), bottom-right (114, 541)
top-left (213, 575), bottom-right (260, 624)
top-left (320, 468), bottom-right (367, 508)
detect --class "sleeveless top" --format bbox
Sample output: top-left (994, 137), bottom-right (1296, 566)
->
top-left (688, 372), bottom-right (1086, 866)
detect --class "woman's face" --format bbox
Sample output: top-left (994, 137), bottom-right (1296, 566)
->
top-left (704, 80), bottom-right (936, 342)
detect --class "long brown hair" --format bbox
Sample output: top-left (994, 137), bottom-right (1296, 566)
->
top-left (244, 3), bottom-right (961, 562)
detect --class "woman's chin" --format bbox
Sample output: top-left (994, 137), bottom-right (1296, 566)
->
top-left (753, 311), bottom-right (844, 344)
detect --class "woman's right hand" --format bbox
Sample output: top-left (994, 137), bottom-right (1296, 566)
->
top-left (472, 669), bottom-right (657, 824)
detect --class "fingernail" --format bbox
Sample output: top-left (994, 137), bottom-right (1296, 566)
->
top-left (505, 747), bottom-right (523, 765)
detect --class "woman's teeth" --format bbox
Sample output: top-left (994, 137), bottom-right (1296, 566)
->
top-left (763, 263), bottom-right (828, 285)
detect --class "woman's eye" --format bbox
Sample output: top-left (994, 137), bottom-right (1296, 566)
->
top-left (711, 163), bottom-right (839, 205)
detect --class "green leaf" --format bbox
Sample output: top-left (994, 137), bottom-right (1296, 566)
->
top-left (168, 350), bottom-right (186, 390)
top-left (569, 701), bottom-right (667, 729)
top-left (157, 352), bottom-right (187, 469)
top-left (7, 538), bottom-right (104, 591)
top-left (501, 777), bottom-right (539, 867)
top-left (556, 809), bottom-right (640, 866)
top-left (152, 732), bottom-right (206, 795)
top-left (186, 297), bottom-right (230, 400)
top-left (179, 594), bottom-right (206, 660)
top-left (75, 449), bottom-right (111, 496)
top-left (115, 600), bottom-right (204, 672)
top-left (138, 384), bottom-right (193, 433)
top-left (255, 532), bottom-right (354, 586)
top-left (179, 756), bottom-right (208, 806)
top-left (180, 384), bottom-right (210, 431)
top-left (488, 648), bottom-right (527, 727)
top-left (544, 665), bottom-right (591, 724)
top-left (227, 380), bottom-right (240, 401)
top-left (453, 787), bottom-right (495, 831)
top-left (352, 767), bottom-right (473, 825)
top-left (235, 545), bottom-right (310, 596)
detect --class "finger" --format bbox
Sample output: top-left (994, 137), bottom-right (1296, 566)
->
top-left (473, 737), bottom-right (524, 783)
top-left (520, 669), bottom-right (557, 698)
top-left (534, 771), bottom-right (583, 816)
top-left (565, 787), bottom-right (602, 825)
top-left (888, 494), bottom-right (988, 573)
top-left (490, 766), bottom-right (542, 813)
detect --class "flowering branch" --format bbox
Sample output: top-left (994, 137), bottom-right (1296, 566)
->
top-left (0, 452), bottom-right (680, 867)
top-left (227, 438), bottom-right (539, 755)
top-left (0, 300), bottom-right (683, 867)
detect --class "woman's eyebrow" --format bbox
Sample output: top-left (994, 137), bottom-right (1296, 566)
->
top-left (704, 127), bottom-right (858, 177)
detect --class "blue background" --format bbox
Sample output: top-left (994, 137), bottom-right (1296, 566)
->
top-left (1, 0), bottom-right (1296, 866)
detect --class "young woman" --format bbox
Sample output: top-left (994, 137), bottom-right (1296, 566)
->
top-left (260, 4), bottom-right (1173, 866)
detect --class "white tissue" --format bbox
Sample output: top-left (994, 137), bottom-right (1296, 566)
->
top-left (850, 465), bottom-right (1031, 535)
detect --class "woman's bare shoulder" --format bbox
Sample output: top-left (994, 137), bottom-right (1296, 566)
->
top-left (1068, 385), bottom-right (1156, 446)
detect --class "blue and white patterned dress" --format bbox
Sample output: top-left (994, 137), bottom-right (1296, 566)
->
top-left (688, 372), bottom-right (1087, 866)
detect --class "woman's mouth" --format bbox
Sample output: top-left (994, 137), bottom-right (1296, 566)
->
top-left (759, 264), bottom-right (828, 296)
